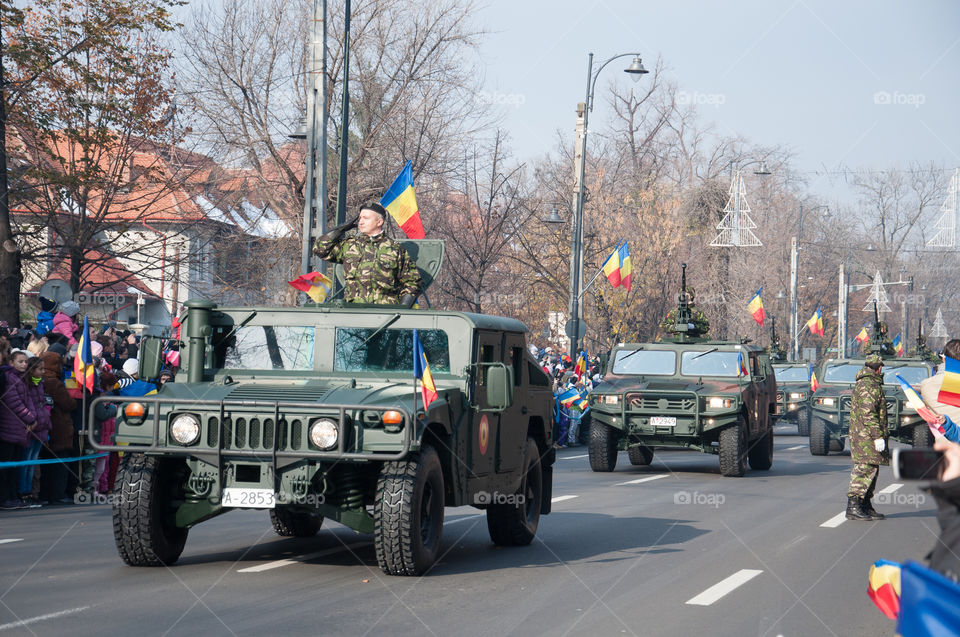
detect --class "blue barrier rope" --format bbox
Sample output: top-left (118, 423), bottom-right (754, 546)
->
top-left (0, 452), bottom-right (109, 468)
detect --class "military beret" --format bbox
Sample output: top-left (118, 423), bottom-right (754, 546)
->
top-left (865, 353), bottom-right (884, 365)
top-left (360, 202), bottom-right (388, 218)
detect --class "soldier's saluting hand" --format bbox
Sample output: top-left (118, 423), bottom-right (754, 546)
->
top-left (313, 202), bottom-right (422, 306)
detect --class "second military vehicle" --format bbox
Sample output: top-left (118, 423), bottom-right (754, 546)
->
top-left (772, 362), bottom-right (813, 435)
top-left (588, 266), bottom-right (776, 477)
top-left (92, 241), bottom-right (556, 576)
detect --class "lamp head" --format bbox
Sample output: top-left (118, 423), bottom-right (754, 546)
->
top-left (624, 56), bottom-right (649, 82)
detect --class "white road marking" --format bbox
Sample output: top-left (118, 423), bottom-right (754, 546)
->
top-left (614, 474), bottom-right (669, 486)
top-left (238, 541), bottom-right (371, 573)
top-left (560, 454), bottom-right (588, 460)
top-left (0, 539), bottom-right (23, 545)
top-left (551, 495), bottom-right (579, 503)
top-left (0, 607), bottom-right (89, 631)
top-left (686, 569), bottom-right (763, 606)
top-left (820, 512), bottom-right (847, 528)
top-left (784, 445), bottom-right (806, 451)
top-left (879, 483), bottom-right (903, 494)
top-left (446, 514), bottom-right (483, 525)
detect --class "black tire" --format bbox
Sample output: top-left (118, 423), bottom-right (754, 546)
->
top-left (589, 422), bottom-right (619, 472)
top-left (487, 438), bottom-right (542, 546)
top-left (627, 444), bottom-right (654, 466)
top-left (719, 419), bottom-right (748, 477)
top-left (374, 445), bottom-right (444, 576)
top-left (913, 423), bottom-right (934, 448)
top-left (270, 508), bottom-right (323, 537)
top-left (748, 428), bottom-right (774, 471)
top-left (809, 417), bottom-right (830, 456)
top-left (830, 436), bottom-right (846, 453)
top-left (112, 453), bottom-right (188, 566)
top-left (797, 408), bottom-right (811, 437)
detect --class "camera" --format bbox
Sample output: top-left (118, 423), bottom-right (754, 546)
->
top-left (893, 448), bottom-right (944, 481)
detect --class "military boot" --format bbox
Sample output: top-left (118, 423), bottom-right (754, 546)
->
top-left (862, 497), bottom-right (885, 520)
top-left (845, 495), bottom-right (872, 521)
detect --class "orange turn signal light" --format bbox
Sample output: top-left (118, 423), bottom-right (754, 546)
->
top-left (124, 402), bottom-right (146, 419)
top-left (382, 410), bottom-right (403, 425)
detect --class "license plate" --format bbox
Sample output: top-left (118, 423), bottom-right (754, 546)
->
top-left (221, 488), bottom-right (276, 509)
top-left (650, 416), bottom-right (677, 427)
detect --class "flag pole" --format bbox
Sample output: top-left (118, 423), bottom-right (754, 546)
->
top-left (579, 239), bottom-right (626, 300)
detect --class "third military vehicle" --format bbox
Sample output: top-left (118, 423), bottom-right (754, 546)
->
top-left (588, 266), bottom-right (776, 477)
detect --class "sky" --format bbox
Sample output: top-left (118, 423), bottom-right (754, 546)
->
top-left (473, 0), bottom-right (960, 206)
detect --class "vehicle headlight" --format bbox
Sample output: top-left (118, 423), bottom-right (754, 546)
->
top-left (817, 397), bottom-right (836, 406)
top-left (789, 392), bottom-right (805, 400)
top-left (310, 418), bottom-right (339, 450)
top-left (170, 414), bottom-right (200, 445)
top-left (600, 395), bottom-right (621, 406)
top-left (708, 397), bottom-right (733, 409)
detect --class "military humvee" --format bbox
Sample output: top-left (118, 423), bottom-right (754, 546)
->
top-left (587, 266), bottom-right (776, 477)
top-left (772, 363), bottom-right (813, 435)
top-left (91, 241), bottom-right (555, 576)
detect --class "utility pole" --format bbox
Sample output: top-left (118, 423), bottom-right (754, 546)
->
top-left (789, 236), bottom-right (799, 361)
top-left (838, 263), bottom-right (846, 357)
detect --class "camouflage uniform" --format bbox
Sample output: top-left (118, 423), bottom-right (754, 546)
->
top-left (314, 232), bottom-right (421, 305)
top-left (847, 357), bottom-right (888, 500)
top-left (659, 306), bottom-right (710, 337)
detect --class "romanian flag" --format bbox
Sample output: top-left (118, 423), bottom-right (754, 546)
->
top-left (893, 333), bottom-right (903, 357)
top-left (806, 308), bottom-right (824, 337)
top-left (897, 561), bottom-right (960, 633)
top-left (746, 288), bottom-right (765, 326)
top-left (558, 386), bottom-right (580, 407)
top-left (856, 326), bottom-right (870, 344)
top-left (867, 559), bottom-right (902, 620)
top-left (412, 329), bottom-right (439, 410)
top-left (738, 352), bottom-right (749, 376)
top-left (895, 375), bottom-right (940, 425)
top-left (288, 271), bottom-right (333, 303)
top-left (574, 351), bottom-right (587, 380)
top-left (73, 315), bottom-right (95, 392)
top-left (810, 367), bottom-right (820, 393)
top-left (380, 160), bottom-right (425, 239)
top-left (602, 241), bottom-right (633, 292)
top-left (574, 389), bottom-right (590, 411)
top-left (937, 355), bottom-right (960, 408)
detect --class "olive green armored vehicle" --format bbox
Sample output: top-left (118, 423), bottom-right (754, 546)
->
top-left (808, 312), bottom-right (934, 455)
top-left (587, 266), bottom-right (776, 477)
top-left (772, 363), bottom-right (813, 435)
top-left (91, 241), bottom-right (556, 576)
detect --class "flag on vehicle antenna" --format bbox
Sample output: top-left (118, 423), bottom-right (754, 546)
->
top-left (809, 366), bottom-right (820, 393)
top-left (380, 160), bottom-right (425, 239)
top-left (893, 333), bottom-right (904, 357)
top-left (413, 329), bottom-right (439, 410)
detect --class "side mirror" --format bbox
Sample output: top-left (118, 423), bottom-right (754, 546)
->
top-left (486, 365), bottom-right (514, 411)
top-left (139, 336), bottom-right (164, 381)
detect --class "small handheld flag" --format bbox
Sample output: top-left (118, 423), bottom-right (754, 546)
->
top-left (938, 355), bottom-right (960, 409)
top-left (380, 160), bottom-right (425, 239)
top-left (867, 559), bottom-right (902, 620)
top-left (895, 375), bottom-right (940, 425)
top-left (288, 271), bottom-right (333, 303)
top-left (74, 316), bottom-right (95, 392)
top-left (893, 333), bottom-right (903, 358)
top-left (856, 326), bottom-right (870, 344)
top-left (573, 351), bottom-right (587, 380)
top-left (746, 287), bottom-right (765, 326)
top-left (413, 329), bottom-right (439, 410)
top-left (558, 386), bottom-right (580, 407)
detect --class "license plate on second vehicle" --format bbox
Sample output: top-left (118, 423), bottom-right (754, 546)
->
top-left (221, 488), bottom-right (276, 509)
top-left (651, 416), bottom-right (677, 427)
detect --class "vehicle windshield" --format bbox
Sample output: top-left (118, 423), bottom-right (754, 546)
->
top-left (334, 328), bottom-right (450, 373)
top-left (611, 350), bottom-right (676, 375)
top-left (214, 325), bottom-right (315, 370)
top-left (884, 365), bottom-right (931, 386)
top-left (680, 351), bottom-right (745, 378)
top-left (773, 366), bottom-right (809, 381)
top-left (823, 363), bottom-right (860, 383)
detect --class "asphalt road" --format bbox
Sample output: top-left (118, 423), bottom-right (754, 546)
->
top-left (0, 424), bottom-right (940, 637)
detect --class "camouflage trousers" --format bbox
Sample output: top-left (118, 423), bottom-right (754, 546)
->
top-left (847, 463), bottom-right (880, 499)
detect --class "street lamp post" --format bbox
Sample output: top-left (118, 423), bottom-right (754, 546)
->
top-left (789, 203), bottom-right (829, 361)
top-left (559, 52), bottom-right (648, 358)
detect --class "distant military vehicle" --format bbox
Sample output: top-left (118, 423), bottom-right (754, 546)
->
top-left (772, 363), bottom-right (813, 435)
top-left (588, 265), bottom-right (776, 477)
top-left (809, 308), bottom-right (935, 455)
top-left (92, 241), bottom-right (556, 576)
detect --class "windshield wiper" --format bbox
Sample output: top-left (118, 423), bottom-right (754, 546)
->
top-left (617, 348), bottom-right (644, 363)
top-left (362, 313), bottom-right (402, 347)
top-left (219, 311), bottom-right (258, 345)
top-left (692, 347), bottom-right (719, 360)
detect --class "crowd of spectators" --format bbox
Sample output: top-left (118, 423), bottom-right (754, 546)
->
top-left (532, 345), bottom-right (602, 449)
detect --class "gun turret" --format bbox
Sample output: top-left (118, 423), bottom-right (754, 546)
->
top-left (868, 301), bottom-right (895, 358)
top-left (768, 315), bottom-right (786, 361)
top-left (659, 263), bottom-right (710, 343)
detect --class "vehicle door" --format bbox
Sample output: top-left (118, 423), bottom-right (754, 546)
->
top-left (743, 352), bottom-right (761, 436)
top-left (470, 330), bottom-right (501, 477)
top-left (496, 332), bottom-right (527, 474)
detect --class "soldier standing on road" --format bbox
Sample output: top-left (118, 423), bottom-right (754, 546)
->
top-left (846, 353), bottom-right (889, 521)
top-left (313, 202), bottom-right (422, 306)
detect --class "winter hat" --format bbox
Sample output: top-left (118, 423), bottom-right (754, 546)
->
top-left (122, 358), bottom-right (139, 376)
top-left (39, 296), bottom-right (58, 313)
top-left (60, 300), bottom-right (80, 317)
top-left (90, 341), bottom-right (103, 357)
top-left (48, 342), bottom-right (67, 356)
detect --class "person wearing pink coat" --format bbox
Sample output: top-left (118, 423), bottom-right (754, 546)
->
top-left (51, 301), bottom-right (80, 345)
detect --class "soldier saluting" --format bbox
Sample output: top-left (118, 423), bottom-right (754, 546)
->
top-left (313, 202), bottom-right (422, 306)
